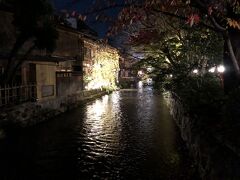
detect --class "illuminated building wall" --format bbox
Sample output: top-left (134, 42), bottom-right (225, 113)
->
top-left (83, 39), bottom-right (120, 90)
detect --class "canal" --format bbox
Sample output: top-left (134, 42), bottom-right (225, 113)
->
top-left (0, 88), bottom-right (198, 180)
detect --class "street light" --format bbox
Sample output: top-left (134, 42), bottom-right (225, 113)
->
top-left (208, 67), bottom-right (216, 73)
top-left (193, 69), bottom-right (198, 74)
top-left (217, 65), bottom-right (225, 73)
top-left (138, 70), bottom-right (143, 75)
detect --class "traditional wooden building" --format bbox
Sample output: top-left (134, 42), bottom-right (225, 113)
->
top-left (118, 56), bottom-right (138, 88)
top-left (0, 10), bottom-right (119, 107)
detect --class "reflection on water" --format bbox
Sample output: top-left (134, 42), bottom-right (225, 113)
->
top-left (0, 88), bottom-right (198, 180)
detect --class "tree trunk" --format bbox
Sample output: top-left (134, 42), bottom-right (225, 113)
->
top-left (7, 44), bottom-right (36, 84)
top-left (223, 29), bottom-right (240, 93)
top-left (4, 35), bottom-right (28, 84)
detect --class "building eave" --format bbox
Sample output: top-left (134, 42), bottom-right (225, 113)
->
top-left (0, 53), bottom-right (76, 63)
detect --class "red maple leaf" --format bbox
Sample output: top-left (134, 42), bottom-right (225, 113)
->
top-left (187, 14), bottom-right (200, 26)
top-left (193, 14), bottom-right (200, 24)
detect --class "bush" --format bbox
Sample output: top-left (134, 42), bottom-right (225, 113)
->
top-left (169, 74), bottom-right (225, 122)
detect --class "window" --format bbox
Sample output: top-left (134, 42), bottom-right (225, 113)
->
top-left (56, 72), bottom-right (72, 77)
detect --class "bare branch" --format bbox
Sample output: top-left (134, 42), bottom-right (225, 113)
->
top-left (209, 16), bottom-right (226, 32)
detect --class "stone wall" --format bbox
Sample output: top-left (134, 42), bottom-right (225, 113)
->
top-left (0, 89), bottom-right (110, 138)
top-left (166, 92), bottom-right (240, 180)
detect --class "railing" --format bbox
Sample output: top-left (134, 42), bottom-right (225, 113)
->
top-left (119, 77), bottom-right (137, 80)
top-left (0, 84), bottom-right (36, 107)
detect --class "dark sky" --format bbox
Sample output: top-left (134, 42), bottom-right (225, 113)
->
top-left (52, 0), bottom-right (121, 38)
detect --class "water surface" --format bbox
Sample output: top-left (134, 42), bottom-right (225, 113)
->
top-left (0, 88), bottom-right (198, 179)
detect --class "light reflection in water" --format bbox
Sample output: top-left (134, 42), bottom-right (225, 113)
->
top-left (80, 92), bottom-right (122, 162)
top-left (0, 89), bottom-right (198, 180)
top-left (79, 89), bottom-right (182, 179)
top-left (85, 96), bottom-right (109, 133)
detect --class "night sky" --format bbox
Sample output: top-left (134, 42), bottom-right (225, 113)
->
top-left (52, 0), bottom-right (121, 38)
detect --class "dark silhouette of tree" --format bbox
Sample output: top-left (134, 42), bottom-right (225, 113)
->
top-left (1, 0), bottom-right (58, 84)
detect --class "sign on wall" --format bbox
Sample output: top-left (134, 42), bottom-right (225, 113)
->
top-left (41, 85), bottom-right (54, 97)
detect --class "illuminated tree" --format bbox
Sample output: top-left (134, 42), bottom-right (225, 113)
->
top-left (85, 44), bottom-right (119, 90)
top-left (132, 23), bottom-right (223, 87)
top-left (70, 0), bottom-right (240, 91)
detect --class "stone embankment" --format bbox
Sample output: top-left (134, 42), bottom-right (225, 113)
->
top-left (165, 92), bottom-right (240, 180)
top-left (0, 89), bottom-right (110, 138)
